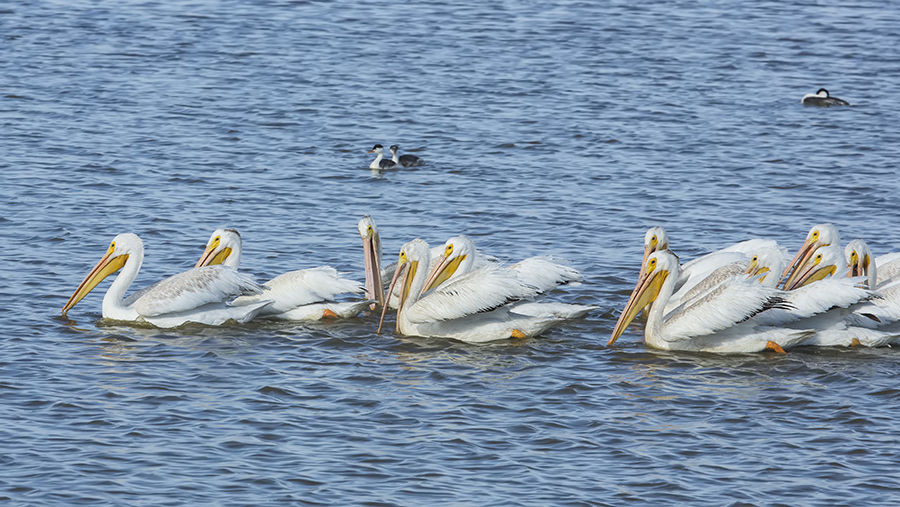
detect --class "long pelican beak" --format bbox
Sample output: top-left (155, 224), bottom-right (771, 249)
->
top-left (362, 231), bottom-right (384, 308)
top-left (377, 258), bottom-right (418, 334)
top-left (781, 238), bottom-right (822, 289)
top-left (638, 244), bottom-right (653, 278)
top-left (609, 267), bottom-right (668, 346)
top-left (786, 256), bottom-right (835, 290)
top-left (420, 253), bottom-right (466, 294)
top-left (61, 248), bottom-right (129, 316)
top-left (195, 241), bottom-right (231, 268)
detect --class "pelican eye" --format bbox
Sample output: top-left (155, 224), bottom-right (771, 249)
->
top-left (445, 244), bottom-right (453, 256)
top-left (647, 258), bottom-right (657, 271)
top-left (109, 241), bottom-right (116, 251)
top-left (812, 231), bottom-right (819, 240)
top-left (752, 255), bottom-right (758, 262)
top-left (367, 226), bottom-right (373, 234)
top-left (399, 252), bottom-right (407, 262)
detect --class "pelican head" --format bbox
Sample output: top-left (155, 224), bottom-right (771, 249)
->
top-left (641, 226), bottom-right (670, 278)
top-left (785, 244), bottom-right (842, 290)
top-left (780, 224), bottom-right (840, 289)
top-left (744, 246), bottom-right (785, 287)
top-left (378, 239), bottom-right (429, 334)
top-left (421, 236), bottom-right (476, 294)
top-left (195, 228), bottom-right (241, 268)
top-left (609, 250), bottom-right (676, 346)
top-left (367, 144), bottom-right (384, 155)
top-left (845, 239), bottom-right (876, 289)
top-left (62, 233), bottom-right (140, 316)
top-left (358, 215), bottom-right (384, 307)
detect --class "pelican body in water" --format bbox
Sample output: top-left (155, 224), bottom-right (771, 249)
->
top-left (610, 250), bottom-right (813, 353)
top-left (62, 233), bottom-right (272, 327)
top-left (378, 239), bottom-right (594, 343)
top-left (801, 88), bottom-right (849, 107)
top-left (368, 144), bottom-right (396, 170)
top-left (422, 235), bottom-right (582, 295)
top-left (389, 145), bottom-right (424, 167)
top-left (196, 228), bottom-right (371, 320)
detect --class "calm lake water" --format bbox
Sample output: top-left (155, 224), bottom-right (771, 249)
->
top-left (3, 0), bottom-right (900, 505)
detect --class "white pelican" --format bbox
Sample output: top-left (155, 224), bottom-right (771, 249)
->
top-left (357, 216), bottom-right (497, 309)
top-left (358, 215), bottom-right (385, 308)
top-left (377, 239), bottom-right (595, 343)
top-left (780, 223), bottom-right (841, 290)
top-left (749, 245), bottom-right (874, 326)
top-left (760, 242), bottom-right (894, 347)
top-left (640, 226), bottom-right (781, 313)
top-left (62, 233), bottom-right (272, 327)
top-left (196, 228), bottom-right (371, 320)
top-left (389, 145), bottom-right (424, 167)
top-left (831, 239), bottom-right (900, 344)
top-left (421, 235), bottom-right (582, 295)
top-left (610, 250), bottom-right (813, 353)
top-left (801, 88), bottom-right (850, 107)
top-left (368, 144), bottom-right (396, 170)
top-left (847, 240), bottom-right (900, 288)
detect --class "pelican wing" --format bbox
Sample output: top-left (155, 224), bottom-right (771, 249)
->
top-left (235, 266), bottom-right (363, 314)
top-left (677, 251), bottom-right (748, 294)
top-left (876, 253), bottom-right (900, 286)
top-left (133, 266), bottom-right (263, 317)
top-left (716, 239), bottom-right (783, 257)
top-left (662, 276), bottom-right (789, 342)
top-left (845, 279), bottom-right (900, 328)
top-left (509, 256), bottom-right (582, 292)
top-left (405, 264), bottom-right (541, 324)
top-left (751, 276), bottom-right (875, 327)
top-left (666, 261), bottom-right (747, 313)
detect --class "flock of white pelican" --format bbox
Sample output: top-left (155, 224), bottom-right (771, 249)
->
top-left (61, 218), bottom-right (900, 353)
top-left (62, 216), bottom-right (592, 343)
top-left (610, 224), bottom-right (900, 353)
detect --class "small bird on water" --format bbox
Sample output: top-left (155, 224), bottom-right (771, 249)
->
top-left (801, 88), bottom-right (850, 107)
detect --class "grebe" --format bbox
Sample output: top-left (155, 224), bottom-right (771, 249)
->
top-left (389, 145), bottom-right (424, 167)
top-left (368, 144), bottom-right (396, 170)
top-left (801, 88), bottom-right (849, 107)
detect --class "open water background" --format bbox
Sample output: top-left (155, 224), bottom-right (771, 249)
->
top-left (2, 0), bottom-right (900, 505)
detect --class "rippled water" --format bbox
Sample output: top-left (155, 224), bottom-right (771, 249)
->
top-left (3, 0), bottom-right (900, 504)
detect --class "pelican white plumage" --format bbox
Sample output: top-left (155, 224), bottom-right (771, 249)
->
top-left (610, 250), bottom-right (813, 353)
top-left (378, 239), bottom-right (595, 343)
top-left (196, 228), bottom-right (371, 320)
top-left (421, 235), bottom-right (581, 295)
top-left (62, 233), bottom-right (272, 327)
